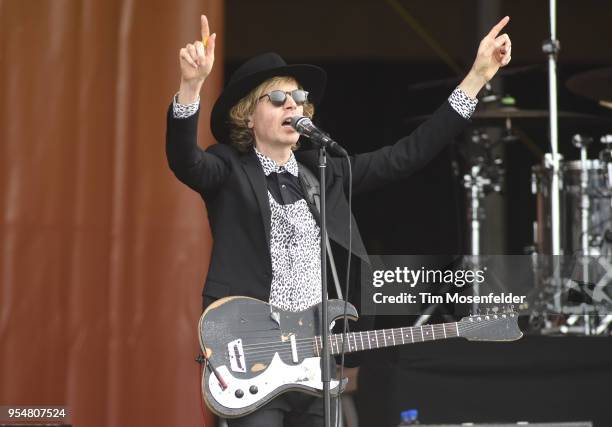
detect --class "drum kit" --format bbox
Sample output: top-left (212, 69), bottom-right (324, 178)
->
top-left (527, 69), bottom-right (612, 335)
top-left (407, 68), bottom-right (612, 335)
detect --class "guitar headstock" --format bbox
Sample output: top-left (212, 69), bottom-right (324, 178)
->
top-left (458, 308), bottom-right (523, 341)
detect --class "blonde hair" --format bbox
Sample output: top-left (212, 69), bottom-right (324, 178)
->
top-left (227, 76), bottom-right (315, 152)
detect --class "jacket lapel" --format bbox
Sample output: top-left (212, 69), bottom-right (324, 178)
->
top-left (241, 150), bottom-right (272, 249)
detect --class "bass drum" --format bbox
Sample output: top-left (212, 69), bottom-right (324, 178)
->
top-left (531, 156), bottom-right (611, 256)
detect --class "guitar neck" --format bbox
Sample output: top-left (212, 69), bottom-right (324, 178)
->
top-left (315, 322), bottom-right (461, 356)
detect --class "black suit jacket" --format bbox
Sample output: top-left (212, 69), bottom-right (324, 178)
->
top-left (165, 101), bottom-right (469, 308)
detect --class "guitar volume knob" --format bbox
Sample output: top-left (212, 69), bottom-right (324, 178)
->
top-left (249, 385), bottom-right (258, 394)
top-left (235, 389), bottom-right (244, 398)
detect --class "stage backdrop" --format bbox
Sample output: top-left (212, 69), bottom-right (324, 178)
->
top-left (0, 1), bottom-right (223, 426)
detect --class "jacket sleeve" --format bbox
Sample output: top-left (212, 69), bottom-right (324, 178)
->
top-left (338, 100), bottom-right (469, 195)
top-left (165, 103), bottom-right (230, 194)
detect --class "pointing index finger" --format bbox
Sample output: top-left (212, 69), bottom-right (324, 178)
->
top-left (487, 16), bottom-right (510, 38)
top-left (201, 15), bottom-right (210, 44)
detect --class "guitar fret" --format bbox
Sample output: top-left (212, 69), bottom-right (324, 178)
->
top-left (308, 318), bottom-right (496, 357)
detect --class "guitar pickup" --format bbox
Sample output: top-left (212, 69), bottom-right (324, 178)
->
top-left (290, 335), bottom-right (298, 363)
top-left (228, 339), bottom-right (246, 373)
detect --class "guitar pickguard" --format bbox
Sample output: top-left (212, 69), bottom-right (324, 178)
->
top-left (206, 353), bottom-right (340, 410)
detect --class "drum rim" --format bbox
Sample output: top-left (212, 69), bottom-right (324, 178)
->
top-left (531, 159), bottom-right (604, 172)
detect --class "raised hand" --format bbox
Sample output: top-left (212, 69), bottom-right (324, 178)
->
top-left (470, 16), bottom-right (512, 83)
top-left (179, 15), bottom-right (216, 85)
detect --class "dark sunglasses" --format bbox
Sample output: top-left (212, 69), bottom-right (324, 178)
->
top-left (258, 89), bottom-right (309, 107)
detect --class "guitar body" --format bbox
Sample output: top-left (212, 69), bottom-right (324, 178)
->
top-left (199, 296), bottom-right (358, 418)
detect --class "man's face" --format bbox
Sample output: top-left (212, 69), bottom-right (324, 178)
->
top-left (248, 79), bottom-right (304, 149)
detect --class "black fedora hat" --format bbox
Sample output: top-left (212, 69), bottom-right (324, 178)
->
top-left (210, 52), bottom-right (327, 144)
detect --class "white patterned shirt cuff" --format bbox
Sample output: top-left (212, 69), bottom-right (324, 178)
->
top-left (448, 87), bottom-right (478, 119)
top-left (172, 93), bottom-right (200, 119)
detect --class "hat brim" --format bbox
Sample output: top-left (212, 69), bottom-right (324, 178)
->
top-left (210, 64), bottom-right (326, 144)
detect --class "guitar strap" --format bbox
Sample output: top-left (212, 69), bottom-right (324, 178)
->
top-left (297, 162), bottom-right (344, 300)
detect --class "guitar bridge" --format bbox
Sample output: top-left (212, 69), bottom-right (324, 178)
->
top-left (228, 339), bottom-right (246, 373)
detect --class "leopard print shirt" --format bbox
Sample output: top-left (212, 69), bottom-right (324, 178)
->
top-left (254, 148), bottom-right (322, 312)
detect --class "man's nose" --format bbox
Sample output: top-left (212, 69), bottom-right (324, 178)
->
top-left (284, 93), bottom-right (298, 109)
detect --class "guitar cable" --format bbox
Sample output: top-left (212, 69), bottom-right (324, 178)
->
top-left (196, 353), bottom-right (209, 427)
top-left (197, 352), bottom-right (228, 390)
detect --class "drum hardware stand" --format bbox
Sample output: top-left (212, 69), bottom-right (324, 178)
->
top-left (480, 82), bottom-right (500, 104)
top-left (570, 135), bottom-right (612, 335)
top-left (595, 314), bottom-right (612, 334)
top-left (572, 134), bottom-right (594, 257)
top-left (543, 0), bottom-right (562, 258)
top-left (542, 0), bottom-right (564, 322)
top-left (599, 135), bottom-right (612, 259)
top-left (462, 129), bottom-right (504, 312)
top-left (599, 135), bottom-right (612, 194)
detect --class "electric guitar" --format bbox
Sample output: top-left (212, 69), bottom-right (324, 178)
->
top-left (199, 296), bottom-right (522, 418)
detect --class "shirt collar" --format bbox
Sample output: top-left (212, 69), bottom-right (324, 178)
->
top-left (254, 147), bottom-right (299, 177)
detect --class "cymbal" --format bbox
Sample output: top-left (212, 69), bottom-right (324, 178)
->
top-left (404, 106), bottom-right (612, 133)
top-left (472, 107), bottom-right (612, 127)
top-left (406, 64), bottom-right (541, 91)
top-left (566, 67), bottom-right (612, 104)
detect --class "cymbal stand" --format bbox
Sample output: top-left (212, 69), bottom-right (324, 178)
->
top-left (543, 0), bottom-right (563, 316)
top-left (463, 130), bottom-right (504, 312)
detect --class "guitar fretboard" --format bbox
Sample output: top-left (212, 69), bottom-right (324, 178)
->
top-left (313, 322), bottom-right (460, 356)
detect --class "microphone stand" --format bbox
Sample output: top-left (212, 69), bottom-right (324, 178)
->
top-left (318, 144), bottom-right (333, 427)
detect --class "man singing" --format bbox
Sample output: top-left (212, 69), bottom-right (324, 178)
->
top-left (166, 14), bottom-right (511, 427)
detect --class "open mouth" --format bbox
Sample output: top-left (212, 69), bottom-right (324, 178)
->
top-left (281, 117), bottom-right (293, 127)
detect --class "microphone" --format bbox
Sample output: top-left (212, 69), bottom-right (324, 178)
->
top-left (290, 116), bottom-right (348, 157)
